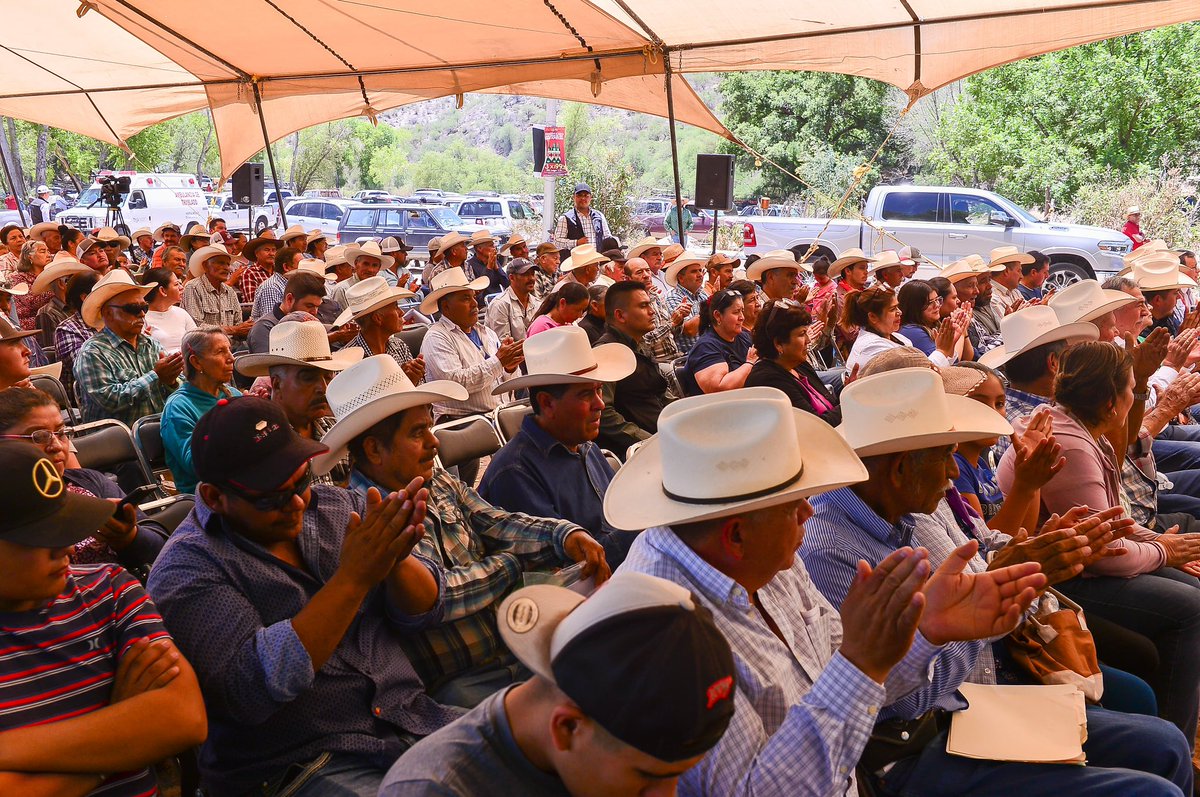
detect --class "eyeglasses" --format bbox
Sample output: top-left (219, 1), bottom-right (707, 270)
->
top-left (111, 302), bottom-right (150, 317)
top-left (925, 297), bottom-right (942, 309)
top-left (221, 467), bottom-right (313, 511)
top-left (0, 428), bottom-right (74, 447)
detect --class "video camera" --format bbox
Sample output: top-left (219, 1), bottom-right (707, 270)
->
top-left (96, 174), bottom-right (131, 208)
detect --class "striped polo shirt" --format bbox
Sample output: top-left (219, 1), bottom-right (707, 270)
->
top-left (0, 564), bottom-right (171, 796)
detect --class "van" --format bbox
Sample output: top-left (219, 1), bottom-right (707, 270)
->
top-left (55, 171), bottom-right (208, 236)
top-left (448, 195), bottom-right (540, 231)
top-left (336, 202), bottom-right (505, 250)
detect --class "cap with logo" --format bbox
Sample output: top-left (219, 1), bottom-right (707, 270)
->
top-left (0, 441), bottom-right (115, 547)
top-left (191, 396), bottom-right (328, 491)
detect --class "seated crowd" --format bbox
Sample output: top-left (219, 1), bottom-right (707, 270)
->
top-left (6, 201), bottom-right (1200, 797)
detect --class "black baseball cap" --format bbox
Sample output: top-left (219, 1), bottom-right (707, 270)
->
top-left (192, 396), bottom-right (328, 491)
top-left (0, 441), bottom-right (115, 547)
top-left (573, 182), bottom-right (592, 195)
top-left (499, 571), bottom-right (736, 762)
top-left (505, 257), bottom-right (537, 276)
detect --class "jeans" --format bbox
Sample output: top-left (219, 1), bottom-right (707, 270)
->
top-left (1151, 436), bottom-right (1200, 472)
top-left (262, 752), bottom-right (392, 797)
top-left (1160, 468), bottom-right (1200, 521)
top-left (430, 658), bottom-right (526, 709)
top-left (1057, 569), bottom-right (1200, 742)
top-left (1098, 664), bottom-right (1158, 716)
top-left (883, 706), bottom-right (1191, 796)
top-left (1156, 423), bottom-right (1200, 442)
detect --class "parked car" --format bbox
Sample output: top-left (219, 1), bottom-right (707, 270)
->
top-left (447, 195), bottom-right (540, 231)
top-left (336, 203), bottom-right (507, 253)
top-left (352, 190), bottom-right (393, 202)
top-left (735, 185), bottom-right (1132, 288)
top-left (56, 171), bottom-right (208, 237)
top-left (303, 188), bottom-right (343, 199)
top-left (636, 202), bottom-right (718, 238)
top-left (285, 197), bottom-right (352, 237)
top-left (214, 191), bottom-right (285, 234)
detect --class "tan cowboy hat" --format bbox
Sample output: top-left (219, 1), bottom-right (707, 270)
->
top-left (828, 247), bottom-right (876, 277)
top-left (469, 229), bottom-right (497, 247)
top-left (152, 222), bottom-right (181, 242)
top-left (560, 244), bottom-right (609, 273)
top-left (188, 243), bottom-right (231, 278)
top-left (1132, 257), bottom-right (1198, 292)
top-left (939, 259), bottom-right (983, 284)
top-left (1126, 205), bottom-right (1142, 216)
top-left (32, 257), bottom-right (91, 293)
top-left (439, 231), bottom-right (471, 254)
top-left (332, 275), bottom-right (416, 327)
top-left (343, 239), bottom-right (396, 270)
top-left (312, 354), bottom-right (468, 476)
top-left (278, 224), bottom-right (309, 247)
top-left (0, 314), bottom-right (37, 344)
top-left (130, 227), bottom-right (152, 242)
top-left (603, 387), bottom-right (868, 531)
top-left (626, 236), bottom-right (664, 259)
top-left (325, 245), bottom-right (348, 269)
top-left (93, 226), bottom-right (131, 248)
top-left (837, 368), bottom-right (1012, 457)
top-left (295, 260), bottom-right (336, 281)
top-left (499, 232), bottom-right (527, 255)
top-left (857, 346), bottom-right (989, 397)
top-left (81, 269), bottom-right (153, 329)
top-left (496, 326), bottom-right (635, 395)
top-left (178, 223), bottom-right (211, 249)
top-left (661, 243), bottom-right (685, 264)
top-left (241, 235), bottom-right (278, 263)
top-left (1048, 280), bottom-right (1137, 325)
top-left (664, 255), bottom-right (707, 287)
top-left (28, 222), bottom-right (58, 240)
top-left (868, 250), bottom-right (905, 276)
top-left (235, 320), bottom-right (364, 378)
top-left (427, 236), bottom-right (442, 254)
top-left (745, 249), bottom-right (806, 281)
top-left (979, 305), bottom-right (1099, 368)
top-left (988, 245), bottom-right (1034, 271)
top-left (418, 265), bottom-right (489, 315)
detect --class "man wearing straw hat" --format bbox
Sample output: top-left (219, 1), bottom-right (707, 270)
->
top-left (556, 244), bottom-right (609, 290)
top-left (478, 326), bottom-right (637, 565)
top-left (380, 235), bottom-right (416, 289)
top-left (1124, 205), bottom-right (1147, 249)
top-left (608, 386), bottom-right (1044, 795)
top-left (425, 231), bottom-right (470, 285)
top-left (467, 229), bottom-right (509, 307)
top-left (235, 234), bottom-right (277, 305)
top-left (337, 275), bottom-right (424, 384)
top-left (181, 243), bottom-right (254, 343)
top-left (988, 245), bottom-right (1034, 315)
top-left (330, 240), bottom-right (393, 310)
top-left (663, 254), bottom-right (709, 354)
top-left (74, 269), bottom-right (182, 424)
top-left (315, 354), bottom-right (609, 708)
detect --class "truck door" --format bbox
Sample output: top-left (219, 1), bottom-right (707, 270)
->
top-left (943, 193), bottom-right (1019, 262)
top-left (875, 191), bottom-right (945, 265)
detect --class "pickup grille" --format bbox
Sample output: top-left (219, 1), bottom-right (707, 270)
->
top-left (59, 216), bottom-right (96, 231)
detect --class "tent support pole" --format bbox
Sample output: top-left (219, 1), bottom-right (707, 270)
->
top-left (252, 82), bottom-right (288, 229)
top-left (663, 52), bottom-right (686, 252)
top-left (0, 120), bottom-right (27, 226)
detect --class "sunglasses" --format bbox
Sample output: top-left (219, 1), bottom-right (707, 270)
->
top-left (111, 302), bottom-right (150, 317)
top-left (222, 467), bottom-right (313, 511)
top-left (763, 298), bottom-right (806, 327)
top-left (0, 428), bottom-right (74, 447)
top-left (101, 241), bottom-right (123, 248)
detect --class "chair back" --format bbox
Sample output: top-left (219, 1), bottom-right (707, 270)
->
top-left (433, 415), bottom-right (502, 470)
top-left (31, 373), bottom-right (80, 422)
top-left (72, 419), bottom-right (154, 490)
top-left (493, 400), bottom-right (532, 443)
top-left (397, 324), bottom-right (429, 356)
top-left (132, 414), bottom-right (167, 483)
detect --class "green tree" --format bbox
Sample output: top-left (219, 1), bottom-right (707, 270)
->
top-left (553, 151), bottom-right (639, 241)
top-left (410, 138), bottom-right (537, 193)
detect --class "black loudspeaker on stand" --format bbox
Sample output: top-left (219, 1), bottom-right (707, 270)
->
top-left (694, 154), bottom-right (735, 211)
top-left (232, 163), bottom-right (265, 207)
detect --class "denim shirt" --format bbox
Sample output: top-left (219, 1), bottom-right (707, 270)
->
top-left (146, 485), bottom-right (458, 796)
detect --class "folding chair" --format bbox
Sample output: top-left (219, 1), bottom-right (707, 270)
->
top-left (396, 323), bottom-right (429, 356)
top-left (31, 373), bottom-right (80, 424)
top-left (601, 448), bottom-right (622, 472)
top-left (491, 399), bottom-right (532, 443)
top-left (140, 494), bottom-right (195, 535)
top-left (432, 414), bottom-right (502, 471)
top-left (71, 419), bottom-right (157, 495)
top-left (131, 414), bottom-right (171, 491)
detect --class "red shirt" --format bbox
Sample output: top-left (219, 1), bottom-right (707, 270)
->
top-left (1123, 220), bottom-right (1145, 249)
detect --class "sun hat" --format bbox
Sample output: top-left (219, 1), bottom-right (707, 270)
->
top-left (869, 250), bottom-right (905, 276)
top-left (294, 260), bottom-right (336, 282)
top-left (342, 239), bottom-right (396, 271)
top-left (31, 257), bottom-right (91, 293)
top-left (1048, 279), bottom-right (1137, 325)
top-left (706, 253), bottom-right (742, 270)
top-left (278, 224), bottom-right (309, 247)
top-left (560, 244), bottom-right (609, 274)
top-left (828, 247), bottom-right (877, 277)
top-left (0, 273), bottom-right (29, 297)
top-left (1132, 257), bottom-right (1197, 292)
top-left (130, 227), bottom-right (152, 242)
top-left (427, 236), bottom-right (443, 254)
top-left (192, 396), bottom-right (328, 492)
top-left (857, 346), bottom-right (989, 396)
top-left (324, 245), bottom-right (348, 270)
top-left (499, 233), bottom-right (527, 256)
top-left (625, 236), bottom-right (663, 260)
top-left (837, 368), bottom-right (1012, 457)
top-left (178, 223), bottom-right (212, 250)
top-left (1127, 205), bottom-right (1142, 216)
top-left (380, 235), bottom-right (412, 254)
top-left (661, 243), bottom-right (685, 264)
top-left (438, 231), bottom-right (469, 255)
top-left (746, 249), bottom-right (806, 281)
top-left (1117, 241), bottom-right (1180, 276)
top-left (28, 222), bottom-right (59, 240)
top-left (469, 229), bottom-right (497, 248)
top-left (235, 320), bottom-right (364, 377)
top-left (332, 275), bottom-right (416, 327)
top-left (152, 222), bottom-right (181, 242)
top-left (312, 354), bottom-right (468, 475)
top-left (978, 305), bottom-right (1099, 368)
top-left (0, 441), bottom-right (115, 548)
top-left (663, 256), bottom-right (708, 288)
top-left (496, 326), bottom-right (635, 395)
top-left (939, 259), bottom-right (983, 283)
top-left (987, 245), bottom-right (1034, 271)
top-left (603, 386), bottom-right (867, 531)
top-left (962, 254), bottom-right (989, 272)
top-left (81, 269), bottom-right (153, 329)
top-left (93, 226), bottom-right (131, 248)
top-left (418, 265), bottom-right (490, 315)
top-left (0, 314), bottom-right (38, 344)
top-left (188, 243), bottom-right (232, 278)
top-left (30, 361), bottom-right (63, 380)
top-left (498, 571), bottom-right (736, 763)
top-left (34, 184), bottom-right (49, 195)
top-left (241, 235), bottom-right (278, 263)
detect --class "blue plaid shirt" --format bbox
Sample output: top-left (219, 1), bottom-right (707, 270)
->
top-left (665, 284), bottom-right (708, 354)
top-left (73, 327), bottom-right (176, 424)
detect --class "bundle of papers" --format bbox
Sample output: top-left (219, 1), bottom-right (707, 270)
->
top-left (947, 683), bottom-right (1087, 765)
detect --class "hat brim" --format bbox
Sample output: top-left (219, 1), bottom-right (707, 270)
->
top-left (603, 408), bottom-right (869, 532)
top-left (1137, 275), bottom-right (1198, 291)
top-left (745, 258), bottom-right (804, 281)
top-left (498, 584), bottom-right (586, 682)
top-left (839, 394), bottom-right (1013, 457)
top-left (28, 222), bottom-right (58, 239)
top-left (188, 246), bottom-right (229, 278)
top-left (560, 253), bottom-right (609, 273)
top-left (82, 283), bottom-right (154, 329)
top-left (989, 254), bottom-right (1035, 269)
top-left (32, 262), bottom-right (91, 293)
top-left (627, 242), bottom-right (664, 259)
top-left (344, 245), bottom-right (396, 271)
top-left (978, 321), bottom-right (1099, 368)
top-left (1063, 292), bottom-right (1138, 324)
top-left (0, 282), bottom-right (30, 296)
top-left (419, 276), bottom-right (489, 315)
top-left (663, 258), bottom-right (706, 287)
top-left (235, 346), bottom-right (364, 378)
top-left (153, 225), bottom-right (181, 242)
top-left (1, 325), bottom-right (39, 344)
top-left (494, 343), bottom-right (636, 395)
top-left (3, 490), bottom-right (116, 549)
top-left (312, 379), bottom-right (469, 475)
top-left (332, 287), bottom-right (417, 327)
top-left (828, 254), bottom-right (877, 277)
top-left (499, 240), bottom-right (526, 255)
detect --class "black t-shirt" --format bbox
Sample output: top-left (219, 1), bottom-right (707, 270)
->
top-left (682, 329), bottom-right (752, 396)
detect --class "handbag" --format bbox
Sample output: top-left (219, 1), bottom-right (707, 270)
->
top-left (1004, 588), bottom-right (1103, 702)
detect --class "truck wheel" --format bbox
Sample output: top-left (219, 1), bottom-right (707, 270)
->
top-left (254, 216), bottom-right (270, 234)
top-left (1046, 261), bottom-right (1090, 291)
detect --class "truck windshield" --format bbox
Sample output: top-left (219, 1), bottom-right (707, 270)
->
top-left (429, 206), bottom-right (466, 227)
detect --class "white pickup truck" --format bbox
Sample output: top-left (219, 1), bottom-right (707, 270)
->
top-left (737, 185), bottom-right (1132, 289)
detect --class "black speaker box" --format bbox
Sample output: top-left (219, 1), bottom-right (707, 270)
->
top-left (232, 162), bottom-right (264, 206)
top-left (694, 154), bottom-right (735, 210)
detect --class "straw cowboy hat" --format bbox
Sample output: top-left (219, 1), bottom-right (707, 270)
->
top-left (241, 235), bottom-right (278, 263)
top-left (978, 304), bottom-right (1099, 368)
top-left (188, 243), bottom-right (231, 278)
top-left (325, 245), bottom-right (348, 269)
top-left (1048, 279), bottom-right (1137, 325)
top-left (499, 233), bottom-right (526, 255)
top-left (28, 222), bottom-right (59, 240)
top-left (868, 250), bottom-right (905, 276)
top-left (661, 243), bottom-right (685, 264)
top-left (988, 245), bottom-right (1034, 271)
top-left (130, 227), bottom-right (152, 242)
top-left (496, 325), bottom-right (635, 395)
top-left (939, 259), bottom-right (983, 283)
top-left (93, 226), bottom-right (131, 248)
top-left (828, 247), bottom-right (876, 278)
top-left (235, 319), bottom-right (364, 378)
top-left (1118, 240), bottom-right (1186, 277)
top-left (82, 269), bottom-right (153, 329)
top-left (278, 225), bottom-right (309, 247)
top-left (31, 257), bottom-right (91, 293)
top-left (419, 265), bottom-right (489, 315)
top-left (1126, 205), bottom-right (1142, 216)
top-left (295, 260), bottom-right (336, 281)
top-left (837, 368), bottom-right (1012, 457)
top-left (1132, 257), bottom-right (1198, 292)
top-left (745, 249), bottom-right (806, 281)
top-left (0, 273), bottom-right (29, 297)
top-left (625, 236), bottom-right (664, 259)
top-left (332, 275), bottom-right (416, 327)
top-left (560, 244), bottom-right (610, 274)
top-left (152, 222), bottom-right (181, 242)
top-left (603, 386), bottom-right (868, 531)
top-left (857, 346), bottom-right (990, 396)
top-left (178, 223), bottom-right (212, 249)
top-left (664, 255), bottom-right (707, 287)
top-left (469, 229), bottom-right (497, 247)
top-left (312, 354), bottom-right (468, 476)
top-left (342, 240), bottom-right (395, 271)
top-left (438, 231), bottom-right (469, 254)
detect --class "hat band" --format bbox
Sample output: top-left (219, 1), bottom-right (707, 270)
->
top-left (662, 465), bottom-right (804, 506)
top-left (570, 363), bottom-right (598, 376)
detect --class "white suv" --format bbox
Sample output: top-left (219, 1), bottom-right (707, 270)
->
top-left (285, 198), bottom-right (352, 236)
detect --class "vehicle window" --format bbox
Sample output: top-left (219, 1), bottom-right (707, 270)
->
top-left (880, 192), bottom-right (939, 223)
top-left (127, 190), bottom-right (147, 210)
top-left (289, 202), bottom-right (309, 218)
top-left (950, 194), bottom-right (1009, 226)
top-left (379, 209), bottom-right (404, 229)
top-left (520, 202), bottom-right (538, 218)
top-left (344, 208), bottom-right (375, 227)
top-left (407, 209), bottom-right (436, 230)
top-left (508, 201), bottom-right (526, 220)
top-left (323, 203), bottom-right (344, 221)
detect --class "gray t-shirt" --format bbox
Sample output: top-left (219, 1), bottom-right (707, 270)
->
top-left (378, 687), bottom-right (570, 797)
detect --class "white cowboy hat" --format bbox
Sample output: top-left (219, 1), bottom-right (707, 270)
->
top-left (1132, 257), bottom-right (1198, 292)
top-left (418, 265), bottom-right (489, 315)
top-left (939, 259), bottom-right (983, 284)
top-left (342, 239), bottom-right (395, 271)
top-left (332, 275), bottom-right (416, 327)
top-left (560, 244), bottom-right (609, 274)
top-left (498, 232), bottom-right (527, 255)
top-left (868, 250), bottom-right (905, 276)
top-left (1118, 241), bottom-right (1179, 277)
top-left (828, 247), bottom-right (876, 277)
top-left (746, 249), bottom-right (806, 281)
top-left (28, 222), bottom-right (58, 240)
top-left (496, 326), bottom-right (636, 395)
top-left (31, 257), bottom-right (91, 293)
top-left (978, 305), bottom-right (1099, 368)
top-left (663, 255), bottom-right (706, 287)
top-left (325, 245), bottom-right (348, 269)
top-left (312, 354), bottom-right (468, 475)
top-left (988, 245), bottom-right (1034, 271)
top-left (0, 274), bottom-right (29, 296)
top-left (1126, 205), bottom-right (1142, 216)
top-left (1048, 279), bottom-right (1137, 325)
top-left (81, 269), bottom-right (153, 329)
top-left (437, 231), bottom-right (468, 254)
top-left (470, 229), bottom-right (497, 247)
top-left (837, 368), bottom-right (1012, 457)
top-left (235, 320), bottom-right (364, 377)
top-left (152, 221), bottom-right (181, 241)
top-left (295, 260), bottom-right (336, 281)
top-left (278, 224), bottom-right (309, 246)
top-left (188, 243), bottom-right (231, 278)
top-left (93, 226), bottom-right (131, 248)
top-left (603, 387), bottom-right (868, 531)
top-left (130, 227), bottom-right (152, 242)
top-left (625, 236), bottom-right (664, 259)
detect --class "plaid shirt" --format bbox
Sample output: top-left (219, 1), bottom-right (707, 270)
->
top-left (236, 263), bottom-right (272, 305)
top-left (350, 467), bottom-right (580, 687)
top-left (345, 333), bottom-right (417, 378)
top-left (621, 526), bottom-right (938, 797)
top-left (643, 290), bottom-right (682, 363)
top-left (54, 312), bottom-right (94, 400)
top-left (552, 207), bottom-right (611, 251)
top-left (74, 328), bottom-right (176, 424)
top-left (532, 267), bottom-right (557, 302)
top-left (665, 284), bottom-right (707, 354)
top-left (182, 275), bottom-right (242, 328)
top-left (251, 272), bottom-right (286, 319)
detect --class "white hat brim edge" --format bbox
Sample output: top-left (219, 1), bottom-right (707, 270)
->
top-left (332, 287), bottom-right (417, 327)
top-left (745, 257), bottom-right (805, 281)
top-left (838, 394), bottom-right (1013, 458)
top-left (497, 584), bottom-right (585, 682)
top-left (418, 276), bottom-right (490, 315)
top-left (492, 343), bottom-right (637, 395)
top-left (235, 346), bottom-right (365, 378)
top-left (978, 321), bottom-right (1100, 368)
